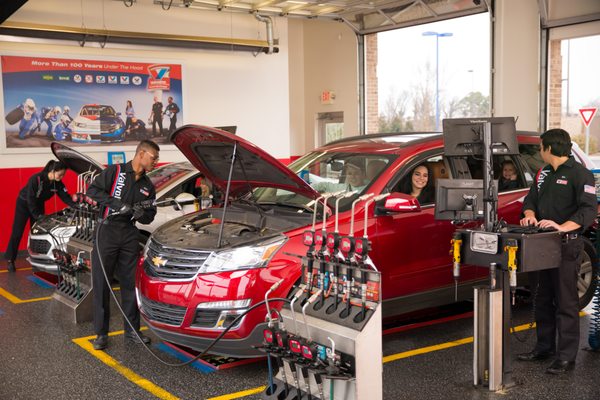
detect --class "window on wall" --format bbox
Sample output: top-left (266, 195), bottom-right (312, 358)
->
top-left (317, 112), bottom-right (344, 146)
top-left (547, 34), bottom-right (600, 154)
top-left (365, 13), bottom-right (491, 134)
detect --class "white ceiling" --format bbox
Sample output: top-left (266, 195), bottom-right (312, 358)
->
top-left (154, 0), bottom-right (490, 34)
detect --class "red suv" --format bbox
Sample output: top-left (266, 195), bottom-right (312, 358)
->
top-left (136, 126), bottom-right (598, 357)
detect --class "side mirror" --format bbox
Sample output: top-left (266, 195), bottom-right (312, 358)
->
top-left (379, 192), bottom-right (421, 213)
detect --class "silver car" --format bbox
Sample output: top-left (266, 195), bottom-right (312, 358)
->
top-left (27, 142), bottom-right (205, 274)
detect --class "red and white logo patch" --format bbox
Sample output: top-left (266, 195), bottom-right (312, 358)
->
top-left (556, 179), bottom-right (568, 185)
top-left (584, 185), bottom-right (596, 195)
top-left (140, 188), bottom-right (150, 196)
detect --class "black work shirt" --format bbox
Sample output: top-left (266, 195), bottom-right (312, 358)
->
top-left (87, 161), bottom-right (157, 225)
top-left (152, 102), bottom-right (163, 118)
top-left (18, 171), bottom-right (75, 220)
top-left (165, 102), bottom-right (179, 115)
top-left (522, 157), bottom-right (596, 231)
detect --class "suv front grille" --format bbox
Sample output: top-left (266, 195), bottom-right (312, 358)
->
top-left (144, 239), bottom-right (212, 281)
top-left (140, 294), bottom-right (187, 326)
top-left (30, 239), bottom-right (51, 254)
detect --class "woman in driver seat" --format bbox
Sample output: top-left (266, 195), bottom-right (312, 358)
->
top-left (400, 163), bottom-right (434, 204)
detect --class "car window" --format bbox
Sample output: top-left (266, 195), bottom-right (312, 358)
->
top-left (162, 176), bottom-right (198, 200)
top-left (290, 152), bottom-right (396, 195)
top-left (519, 144), bottom-right (545, 173)
top-left (519, 142), bottom-right (588, 185)
top-left (389, 154), bottom-right (446, 206)
top-left (147, 165), bottom-right (194, 196)
top-left (253, 151), bottom-right (397, 213)
top-left (456, 154), bottom-right (527, 192)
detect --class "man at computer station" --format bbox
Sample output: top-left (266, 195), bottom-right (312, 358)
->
top-left (517, 128), bottom-right (596, 375)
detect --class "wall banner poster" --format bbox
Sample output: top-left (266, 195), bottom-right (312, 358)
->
top-left (2, 55), bottom-right (183, 149)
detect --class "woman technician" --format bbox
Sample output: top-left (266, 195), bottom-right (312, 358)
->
top-left (4, 160), bottom-right (75, 272)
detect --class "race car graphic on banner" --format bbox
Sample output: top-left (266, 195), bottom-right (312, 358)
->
top-left (1, 55), bottom-right (183, 148)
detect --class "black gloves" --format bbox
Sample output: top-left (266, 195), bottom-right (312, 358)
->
top-left (113, 200), bottom-right (151, 220)
top-left (137, 199), bottom-right (155, 209)
top-left (117, 203), bottom-right (133, 215)
top-left (132, 204), bottom-right (144, 221)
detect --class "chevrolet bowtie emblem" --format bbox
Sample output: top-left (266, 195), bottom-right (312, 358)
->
top-left (152, 256), bottom-right (167, 268)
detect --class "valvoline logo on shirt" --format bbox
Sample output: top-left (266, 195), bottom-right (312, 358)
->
top-left (147, 65), bottom-right (170, 90)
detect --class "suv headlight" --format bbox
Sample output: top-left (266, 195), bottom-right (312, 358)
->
top-left (200, 235), bottom-right (287, 273)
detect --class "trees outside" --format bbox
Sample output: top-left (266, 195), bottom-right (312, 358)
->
top-left (378, 85), bottom-right (490, 133)
top-left (453, 91), bottom-right (490, 117)
top-left (378, 88), bottom-right (412, 132)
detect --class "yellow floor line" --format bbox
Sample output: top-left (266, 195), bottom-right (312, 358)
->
top-left (0, 287), bottom-right (52, 304)
top-left (0, 282), bottom-right (119, 304)
top-left (70, 311), bottom-right (589, 399)
top-left (0, 267), bottom-right (33, 273)
top-left (206, 386), bottom-right (267, 400)
top-left (72, 328), bottom-right (178, 400)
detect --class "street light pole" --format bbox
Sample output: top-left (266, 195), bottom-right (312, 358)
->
top-left (422, 31), bottom-right (453, 132)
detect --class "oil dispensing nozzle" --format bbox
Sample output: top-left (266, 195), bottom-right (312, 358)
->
top-left (504, 238), bottom-right (518, 305)
top-left (322, 191), bottom-right (357, 305)
top-left (341, 193), bottom-right (376, 263)
top-left (451, 231), bottom-right (462, 302)
top-left (289, 285), bottom-right (306, 335)
top-left (328, 191), bottom-right (356, 261)
top-left (265, 279), bottom-right (284, 328)
top-left (314, 192), bottom-right (341, 304)
top-left (303, 194), bottom-right (326, 294)
top-left (356, 193), bottom-right (390, 271)
top-left (337, 193), bottom-right (375, 319)
top-left (349, 193), bottom-right (375, 241)
top-left (302, 290), bottom-right (322, 342)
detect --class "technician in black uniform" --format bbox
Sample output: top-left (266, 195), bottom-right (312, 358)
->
top-left (149, 96), bottom-right (163, 137)
top-left (517, 128), bottom-right (596, 374)
top-left (5, 160), bottom-right (74, 272)
top-left (164, 96), bottom-right (179, 135)
top-left (87, 140), bottom-right (160, 350)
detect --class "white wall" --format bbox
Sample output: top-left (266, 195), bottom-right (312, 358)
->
top-left (0, 0), bottom-right (291, 166)
top-left (493, 0), bottom-right (541, 131)
top-left (288, 19), bottom-right (306, 158)
top-left (300, 19), bottom-right (359, 153)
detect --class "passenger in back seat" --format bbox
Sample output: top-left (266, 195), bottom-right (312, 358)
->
top-left (399, 163), bottom-right (434, 204)
top-left (498, 160), bottom-right (519, 191)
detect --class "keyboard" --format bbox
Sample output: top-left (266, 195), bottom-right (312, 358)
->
top-left (504, 224), bottom-right (557, 234)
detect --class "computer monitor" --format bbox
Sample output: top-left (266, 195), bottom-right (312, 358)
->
top-left (443, 117), bottom-right (518, 156)
top-left (434, 179), bottom-right (497, 221)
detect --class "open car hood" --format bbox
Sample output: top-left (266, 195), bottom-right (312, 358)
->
top-left (170, 125), bottom-right (319, 199)
top-left (51, 142), bottom-right (104, 175)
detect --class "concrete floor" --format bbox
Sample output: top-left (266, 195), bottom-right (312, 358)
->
top-left (2, 258), bottom-right (600, 400)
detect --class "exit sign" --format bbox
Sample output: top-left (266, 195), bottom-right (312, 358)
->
top-left (321, 90), bottom-right (336, 105)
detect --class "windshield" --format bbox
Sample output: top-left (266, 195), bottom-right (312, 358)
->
top-left (147, 163), bottom-right (194, 193)
top-left (252, 151), bottom-right (396, 212)
top-left (81, 105), bottom-right (117, 117)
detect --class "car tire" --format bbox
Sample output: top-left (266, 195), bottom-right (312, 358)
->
top-left (578, 237), bottom-right (598, 310)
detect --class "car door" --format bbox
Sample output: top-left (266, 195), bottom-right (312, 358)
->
top-left (372, 147), bottom-right (533, 306)
top-left (371, 150), bottom-right (459, 302)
